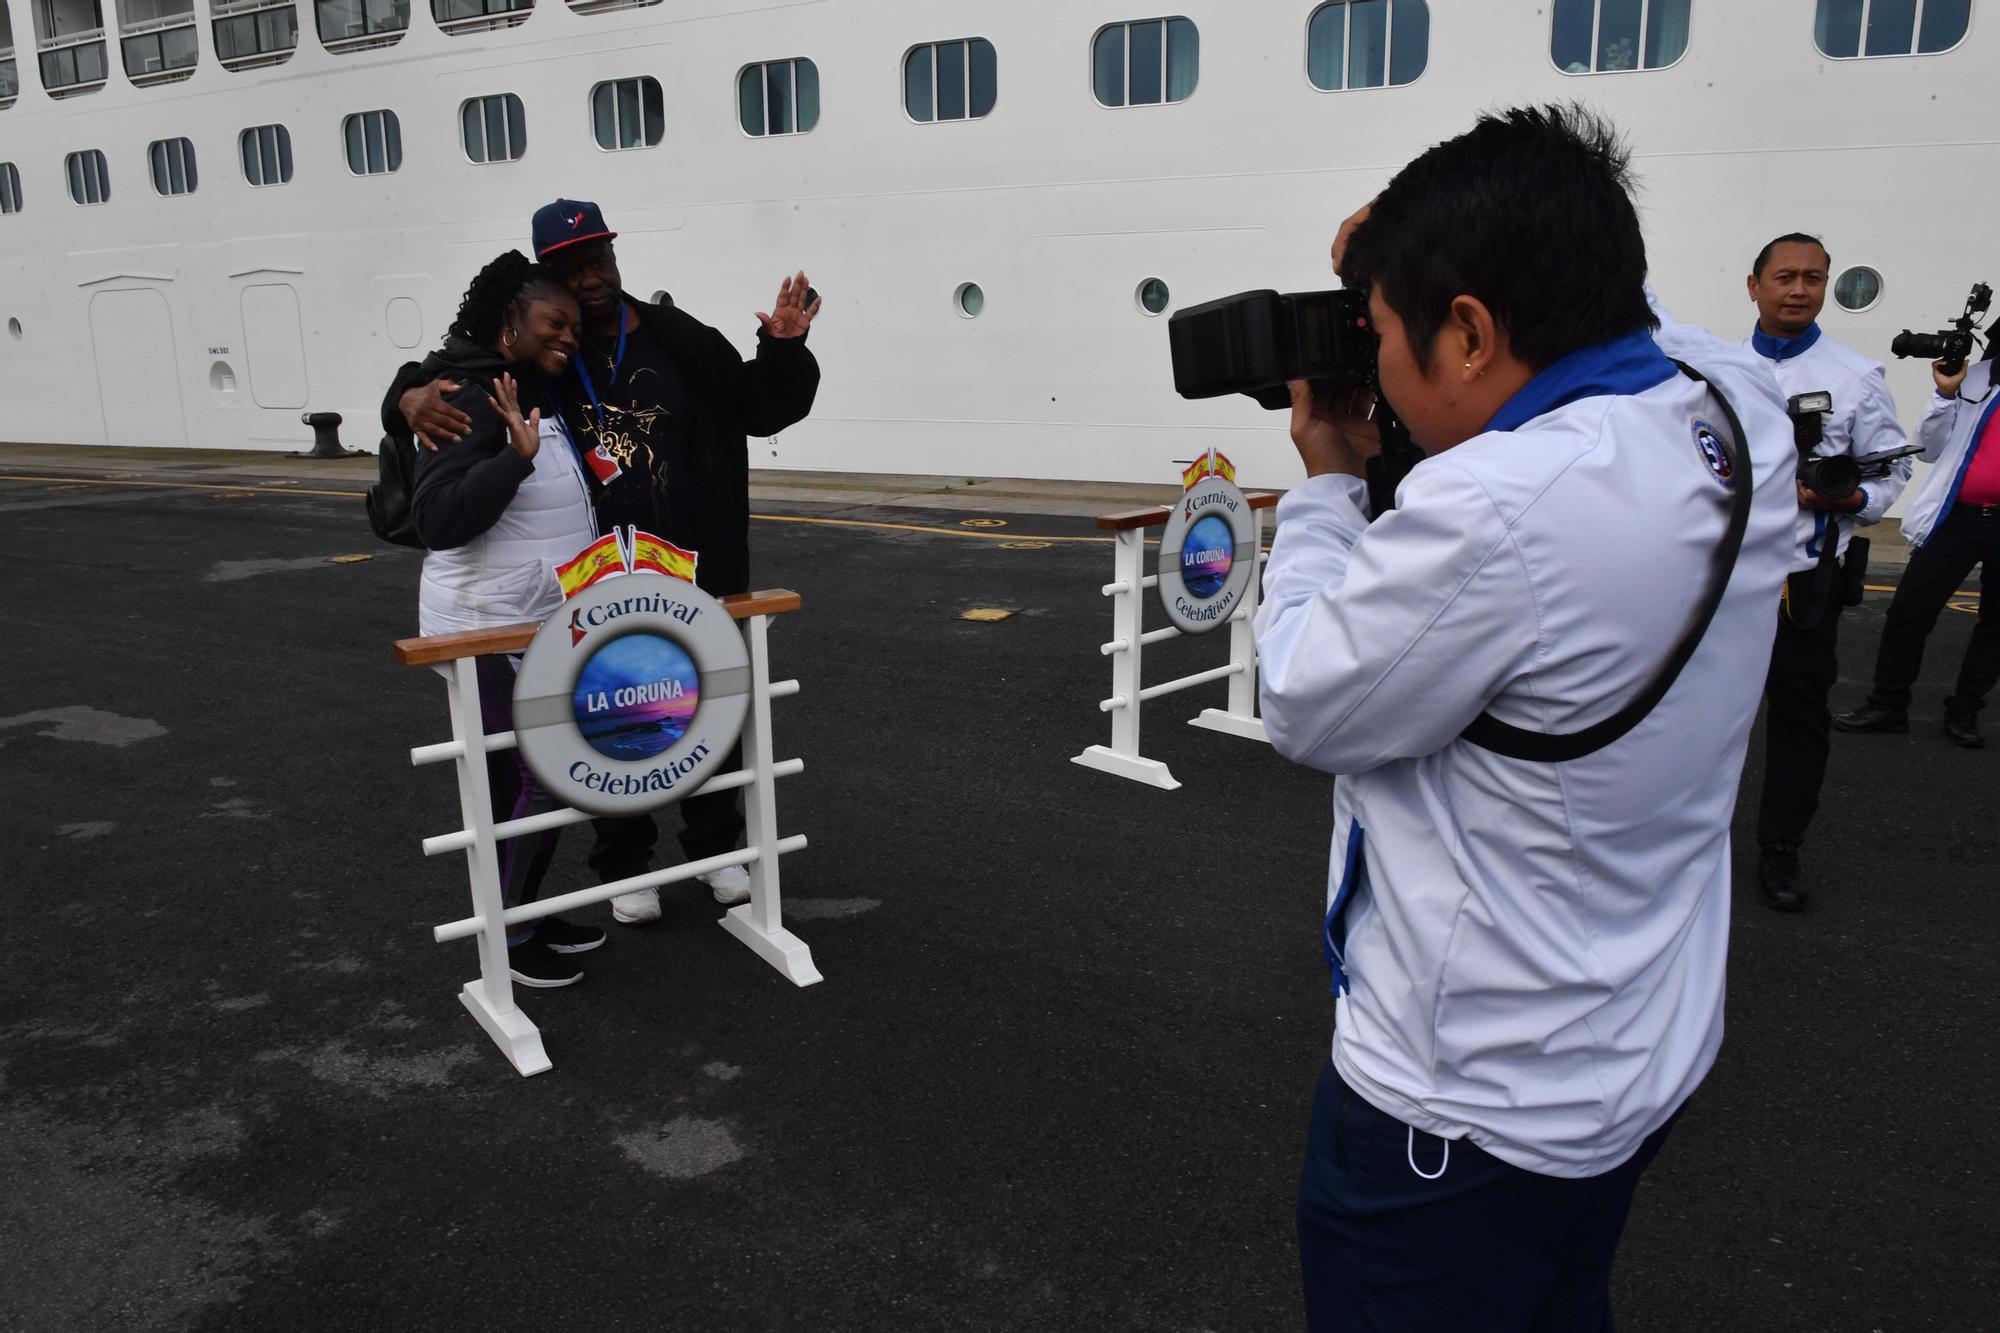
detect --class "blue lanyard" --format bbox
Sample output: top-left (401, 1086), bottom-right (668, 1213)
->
top-left (573, 308), bottom-right (627, 413)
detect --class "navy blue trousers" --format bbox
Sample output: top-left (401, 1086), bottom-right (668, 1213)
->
top-left (1297, 1061), bottom-right (1676, 1333)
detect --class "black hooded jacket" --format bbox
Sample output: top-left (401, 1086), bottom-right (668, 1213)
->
top-left (384, 291), bottom-right (818, 596)
top-left (404, 335), bottom-right (558, 551)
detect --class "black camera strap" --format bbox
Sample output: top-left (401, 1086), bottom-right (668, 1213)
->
top-left (1458, 361), bottom-right (1754, 763)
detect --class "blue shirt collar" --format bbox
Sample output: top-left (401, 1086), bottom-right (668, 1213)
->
top-left (1484, 329), bottom-right (1679, 434)
top-left (1750, 321), bottom-right (1822, 362)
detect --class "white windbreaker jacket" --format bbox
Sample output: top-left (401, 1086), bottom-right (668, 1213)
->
top-left (1740, 324), bottom-right (1911, 571)
top-left (418, 417), bottom-right (598, 637)
top-left (1257, 313), bottom-right (1795, 1178)
top-left (1899, 357), bottom-right (2000, 548)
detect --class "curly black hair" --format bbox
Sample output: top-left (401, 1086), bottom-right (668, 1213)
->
top-left (450, 249), bottom-right (568, 347)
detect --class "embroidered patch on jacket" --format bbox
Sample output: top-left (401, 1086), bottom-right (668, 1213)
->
top-left (1691, 417), bottom-right (1735, 488)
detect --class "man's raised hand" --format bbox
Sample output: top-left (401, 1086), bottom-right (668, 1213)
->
top-left (756, 271), bottom-right (823, 339)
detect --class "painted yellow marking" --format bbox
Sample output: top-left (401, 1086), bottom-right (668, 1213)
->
top-left (212, 491), bottom-right (258, 499)
top-left (327, 553), bottom-right (374, 565)
top-left (748, 512), bottom-right (1136, 545)
top-left (0, 474), bottom-right (363, 500)
top-left (1864, 582), bottom-right (1979, 615)
top-left (999, 540), bottom-right (1053, 550)
top-left (960, 517), bottom-right (1008, 528)
top-left (0, 474), bottom-right (1158, 546)
top-left (960, 608), bottom-right (1013, 622)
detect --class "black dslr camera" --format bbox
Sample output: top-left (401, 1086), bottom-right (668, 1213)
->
top-left (1167, 289), bottom-right (1424, 516)
top-left (1890, 281), bottom-right (1991, 377)
top-left (1785, 390), bottom-right (1922, 502)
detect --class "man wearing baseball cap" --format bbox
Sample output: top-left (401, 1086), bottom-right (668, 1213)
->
top-left (384, 198), bottom-right (821, 923)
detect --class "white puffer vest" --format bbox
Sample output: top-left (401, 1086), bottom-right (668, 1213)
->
top-left (418, 418), bottom-right (597, 636)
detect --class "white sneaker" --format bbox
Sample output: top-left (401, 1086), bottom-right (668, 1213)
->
top-left (700, 865), bottom-right (752, 906)
top-left (610, 888), bottom-right (661, 924)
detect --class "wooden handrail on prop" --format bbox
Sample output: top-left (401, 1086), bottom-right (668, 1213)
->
top-left (1073, 502), bottom-right (1273, 789)
top-left (399, 583), bottom-right (817, 1076)
top-left (393, 588), bottom-right (804, 666)
top-left (1095, 491), bottom-right (1279, 532)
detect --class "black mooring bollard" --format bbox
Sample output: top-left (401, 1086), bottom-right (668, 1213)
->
top-left (297, 411), bottom-right (363, 459)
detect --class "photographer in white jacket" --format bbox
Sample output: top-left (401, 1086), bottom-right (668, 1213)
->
top-left (1256, 106), bottom-right (1795, 1332)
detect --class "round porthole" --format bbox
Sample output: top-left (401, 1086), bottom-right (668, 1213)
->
top-left (1834, 266), bottom-right (1883, 313)
top-left (651, 290), bottom-right (669, 305)
top-left (6, 318), bottom-right (19, 340)
top-left (955, 282), bottom-right (985, 318)
top-left (1137, 278), bottom-right (1170, 316)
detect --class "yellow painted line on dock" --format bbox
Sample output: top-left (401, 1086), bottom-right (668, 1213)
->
top-left (0, 472), bottom-right (1148, 545)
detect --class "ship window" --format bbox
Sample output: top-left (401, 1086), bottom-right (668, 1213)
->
top-left (902, 39), bottom-right (995, 123)
top-left (739, 58), bottom-right (819, 136)
top-left (213, 5), bottom-right (299, 66)
top-left (1834, 266), bottom-right (1884, 312)
top-left (955, 282), bottom-right (984, 318)
top-left (39, 38), bottom-right (109, 90)
top-left (462, 93), bottom-right (526, 162)
top-left (1552, 0), bottom-right (1690, 72)
top-left (0, 163), bottom-right (20, 213)
top-left (316, 0), bottom-right (409, 48)
top-left (1093, 18), bottom-right (1197, 107)
top-left (591, 76), bottom-right (664, 150)
top-left (1308, 1), bottom-right (1429, 89)
top-left (122, 25), bottom-right (200, 80)
top-left (1137, 278), bottom-right (1170, 315)
top-left (1813, 0), bottom-right (1969, 56)
top-left (343, 109), bottom-right (403, 175)
top-left (240, 124), bottom-right (294, 186)
top-left (66, 149), bottom-right (110, 205)
top-left (149, 137), bottom-right (199, 196)
top-left (432, 0), bottom-right (531, 31)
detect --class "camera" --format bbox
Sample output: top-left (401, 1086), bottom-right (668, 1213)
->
top-left (1890, 281), bottom-right (1991, 377)
top-left (1785, 389), bottom-right (1923, 502)
top-left (1167, 288), bottom-right (1424, 515)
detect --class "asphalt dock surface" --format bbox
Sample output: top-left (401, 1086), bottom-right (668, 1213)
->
top-left (1, 448), bottom-right (1993, 1332)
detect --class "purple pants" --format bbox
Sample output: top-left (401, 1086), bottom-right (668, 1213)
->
top-left (475, 655), bottom-right (563, 913)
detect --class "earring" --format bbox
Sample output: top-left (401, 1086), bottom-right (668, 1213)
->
top-left (504, 327), bottom-right (518, 348)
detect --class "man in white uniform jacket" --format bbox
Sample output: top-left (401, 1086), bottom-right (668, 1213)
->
top-left (1255, 107), bottom-right (1795, 1332)
top-left (1739, 233), bottom-right (1911, 911)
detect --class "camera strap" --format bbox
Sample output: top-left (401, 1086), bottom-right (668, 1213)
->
top-left (1458, 360), bottom-right (1753, 763)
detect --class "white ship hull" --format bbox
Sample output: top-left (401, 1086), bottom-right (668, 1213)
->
top-left (0, 0), bottom-right (1993, 489)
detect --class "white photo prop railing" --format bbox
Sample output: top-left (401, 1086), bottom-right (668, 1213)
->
top-left (1071, 494), bottom-right (1276, 790)
top-left (394, 589), bottom-right (816, 1077)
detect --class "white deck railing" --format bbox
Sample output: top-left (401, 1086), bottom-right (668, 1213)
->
top-left (1071, 496), bottom-right (1274, 789)
top-left (395, 588), bottom-right (818, 1077)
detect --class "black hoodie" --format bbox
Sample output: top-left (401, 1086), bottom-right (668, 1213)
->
top-left (406, 336), bottom-right (557, 551)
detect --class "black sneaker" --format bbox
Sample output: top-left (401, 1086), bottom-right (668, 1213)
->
top-left (1943, 697), bottom-right (1985, 749)
top-left (508, 937), bottom-right (583, 988)
top-left (536, 915), bottom-right (607, 954)
top-left (1759, 847), bottom-right (1808, 913)
top-left (1832, 700), bottom-right (1908, 733)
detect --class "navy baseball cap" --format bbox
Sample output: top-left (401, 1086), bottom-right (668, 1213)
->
top-left (532, 198), bottom-right (617, 260)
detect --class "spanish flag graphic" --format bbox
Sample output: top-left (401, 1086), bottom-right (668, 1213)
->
top-left (628, 529), bottom-right (699, 584)
top-left (555, 533), bottom-right (627, 597)
top-left (1181, 450), bottom-right (1238, 490)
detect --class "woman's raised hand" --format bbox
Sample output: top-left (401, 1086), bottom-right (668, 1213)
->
top-left (489, 372), bottom-right (541, 460)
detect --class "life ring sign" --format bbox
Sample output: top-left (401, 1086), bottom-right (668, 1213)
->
top-left (513, 572), bottom-right (749, 817)
top-left (1158, 470), bottom-right (1256, 635)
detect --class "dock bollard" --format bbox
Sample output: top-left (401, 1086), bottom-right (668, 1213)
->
top-left (298, 411), bottom-right (362, 459)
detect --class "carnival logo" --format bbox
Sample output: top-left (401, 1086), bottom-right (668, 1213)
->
top-left (514, 570), bottom-right (748, 818)
top-left (1158, 467), bottom-right (1255, 637)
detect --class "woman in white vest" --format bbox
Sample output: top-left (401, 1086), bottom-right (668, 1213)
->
top-left (411, 250), bottom-right (604, 987)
